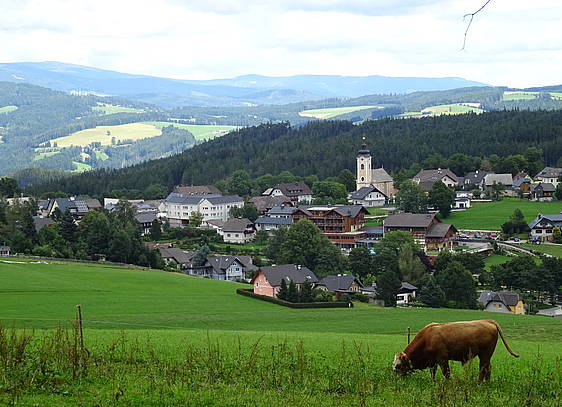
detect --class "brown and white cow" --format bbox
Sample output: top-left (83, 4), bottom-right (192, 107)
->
top-left (392, 320), bottom-right (519, 381)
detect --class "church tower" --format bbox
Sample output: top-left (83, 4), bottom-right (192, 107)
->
top-left (356, 138), bottom-right (372, 190)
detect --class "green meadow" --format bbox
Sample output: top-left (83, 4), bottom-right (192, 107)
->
top-left (444, 198), bottom-right (562, 231)
top-left (0, 105), bottom-right (17, 114)
top-left (144, 121), bottom-right (239, 140)
top-left (1, 259), bottom-right (561, 406)
top-left (401, 103), bottom-right (485, 118)
top-left (521, 243), bottom-right (562, 258)
top-left (48, 122), bottom-right (162, 147)
top-left (299, 105), bottom-right (379, 119)
top-left (92, 103), bottom-right (145, 115)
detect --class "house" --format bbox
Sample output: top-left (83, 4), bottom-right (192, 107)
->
top-left (186, 255), bottom-right (257, 281)
top-left (164, 193), bottom-right (243, 226)
top-left (251, 264), bottom-right (318, 298)
top-left (254, 216), bottom-right (293, 233)
top-left (453, 191), bottom-right (471, 210)
top-left (397, 282), bottom-right (418, 305)
top-left (513, 177), bottom-right (533, 195)
top-left (383, 213), bottom-right (457, 251)
top-left (135, 211), bottom-right (158, 236)
top-left (530, 182), bottom-right (556, 201)
top-left (478, 291), bottom-right (525, 315)
top-left (174, 185), bottom-right (222, 195)
top-left (528, 213), bottom-right (562, 242)
top-left (264, 182), bottom-right (313, 203)
top-left (462, 170), bottom-right (492, 188)
top-left (221, 218), bottom-right (256, 244)
top-left (32, 216), bottom-right (55, 232)
top-left (267, 206), bottom-right (297, 218)
top-left (200, 219), bottom-right (225, 232)
top-left (46, 197), bottom-right (96, 220)
top-left (316, 274), bottom-right (364, 298)
top-left (350, 186), bottom-right (387, 207)
top-left (482, 173), bottom-right (513, 190)
top-left (537, 306), bottom-right (562, 317)
top-left (0, 245), bottom-right (10, 256)
top-left (249, 195), bottom-right (293, 214)
top-left (158, 247), bottom-right (195, 270)
top-left (355, 141), bottom-right (395, 197)
top-left (413, 168), bottom-right (458, 190)
top-left (535, 167), bottom-right (562, 187)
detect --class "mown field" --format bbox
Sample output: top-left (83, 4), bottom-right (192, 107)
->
top-left (521, 243), bottom-right (562, 257)
top-left (144, 121), bottom-right (238, 140)
top-left (299, 106), bottom-right (379, 119)
top-left (0, 105), bottom-right (17, 114)
top-left (445, 198), bottom-right (562, 231)
top-left (401, 103), bottom-right (484, 117)
top-left (1, 259), bottom-right (561, 406)
top-left (503, 91), bottom-right (562, 101)
top-left (91, 103), bottom-right (145, 115)
top-left (47, 122), bottom-right (162, 147)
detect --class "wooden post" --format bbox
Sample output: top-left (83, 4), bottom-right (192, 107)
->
top-left (76, 304), bottom-right (84, 352)
top-left (407, 327), bottom-right (411, 344)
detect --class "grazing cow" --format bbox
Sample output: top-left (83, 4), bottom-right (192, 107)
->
top-left (392, 320), bottom-right (519, 381)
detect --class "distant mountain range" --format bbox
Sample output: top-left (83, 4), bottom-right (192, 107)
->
top-left (0, 61), bottom-right (486, 108)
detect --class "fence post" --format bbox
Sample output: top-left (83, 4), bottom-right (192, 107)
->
top-left (76, 304), bottom-right (84, 352)
top-left (407, 327), bottom-right (411, 344)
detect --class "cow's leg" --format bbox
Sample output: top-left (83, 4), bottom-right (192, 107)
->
top-left (430, 365), bottom-right (437, 381)
top-left (478, 356), bottom-right (491, 382)
top-left (439, 361), bottom-right (450, 379)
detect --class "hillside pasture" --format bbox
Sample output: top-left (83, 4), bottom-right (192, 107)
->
top-left (520, 243), bottom-right (562, 258)
top-left (91, 103), bottom-right (145, 114)
top-left (143, 121), bottom-right (238, 140)
top-left (32, 150), bottom-right (60, 161)
top-left (399, 103), bottom-right (484, 118)
top-left (299, 105), bottom-right (379, 119)
top-left (47, 122), bottom-right (162, 147)
top-left (0, 105), bottom-right (17, 114)
top-left (444, 198), bottom-right (562, 231)
top-left (502, 91), bottom-right (539, 101)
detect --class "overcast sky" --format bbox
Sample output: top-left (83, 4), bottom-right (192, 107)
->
top-left (1, 0), bottom-right (561, 87)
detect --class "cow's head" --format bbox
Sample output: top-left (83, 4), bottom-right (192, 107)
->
top-left (392, 352), bottom-right (413, 376)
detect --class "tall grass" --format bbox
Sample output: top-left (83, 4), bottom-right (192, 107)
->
top-left (1, 324), bottom-right (561, 406)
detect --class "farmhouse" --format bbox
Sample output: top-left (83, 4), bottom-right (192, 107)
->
top-left (529, 182), bottom-right (555, 201)
top-left (482, 173), bottom-right (513, 189)
top-left (383, 213), bottom-right (457, 251)
top-left (355, 141), bottom-right (395, 197)
top-left (528, 213), bottom-right (562, 242)
top-left (350, 186), bottom-right (388, 207)
top-left (535, 167), bottom-right (562, 187)
top-left (478, 291), bottom-right (525, 315)
top-left (251, 264), bottom-right (318, 298)
top-left (164, 192), bottom-right (243, 226)
top-left (158, 247), bottom-right (195, 270)
top-left (413, 168), bottom-right (458, 190)
top-left (263, 182), bottom-right (313, 203)
top-left (249, 195), bottom-right (293, 214)
top-left (221, 218), bottom-right (256, 244)
top-left (135, 211), bottom-right (158, 236)
top-left (45, 197), bottom-right (99, 220)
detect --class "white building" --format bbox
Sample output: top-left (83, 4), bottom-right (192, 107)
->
top-left (349, 186), bottom-right (387, 207)
top-left (164, 193), bottom-right (243, 227)
top-left (221, 218), bottom-right (256, 244)
top-left (356, 141), bottom-right (395, 197)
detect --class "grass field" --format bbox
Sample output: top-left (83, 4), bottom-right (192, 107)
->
top-left (92, 103), bottom-right (145, 115)
top-left (484, 254), bottom-right (512, 270)
top-left (0, 105), bottom-right (17, 114)
top-left (520, 243), bottom-right (562, 258)
top-left (400, 103), bottom-right (484, 118)
top-left (445, 198), bottom-right (562, 230)
top-left (502, 91), bottom-right (539, 101)
top-left (72, 161), bottom-right (92, 172)
top-left (299, 106), bottom-right (379, 119)
top-left (144, 121), bottom-right (239, 140)
top-left (1, 259), bottom-right (561, 406)
top-left (48, 122), bottom-right (162, 147)
top-left (32, 151), bottom-right (60, 161)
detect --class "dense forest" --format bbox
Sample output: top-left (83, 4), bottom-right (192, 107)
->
top-left (28, 109), bottom-right (562, 196)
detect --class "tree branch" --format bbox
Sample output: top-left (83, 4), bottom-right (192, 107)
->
top-left (462, 0), bottom-right (492, 50)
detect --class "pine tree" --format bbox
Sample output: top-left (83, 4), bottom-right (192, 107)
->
top-left (277, 278), bottom-right (288, 300)
top-left (150, 219), bottom-right (162, 240)
top-left (58, 209), bottom-right (77, 242)
top-left (378, 269), bottom-right (401, 307)
top-left (299, 281), bottom-right (314, 303)
top-left (287, 280), bottom-right (299, 303)
top-left (419, 276), bottom-right (445, 308)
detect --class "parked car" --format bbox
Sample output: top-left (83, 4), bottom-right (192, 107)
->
top-left (508, 237), bottom-right (521, 242)
top-left (459, 233), bottom-right (469, 239)
top-left (474, 233), bottom-right (482, 239)
top-left (530, 236), bottom-right (541, 244)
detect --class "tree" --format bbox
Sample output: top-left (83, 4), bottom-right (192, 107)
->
top-left (378, 268), bottom-right (401, 307)
top-left (150, 219), bottom-right (162, 241)
top-left (428, 181), bottom-right (455, 218)
top-left (501, 208), bottom-right (529, 235)
top-left (419, 276), bottom-right (446, 308)
top-left (287, 280), bottom-right (299, 303)
top-left (555, 176), bottom-right (562, 200)
top-left (144, 183), bottom-right (168, 200)
top-left (193, 245), bottom-right (210, 267)
top-left (396, 180), bottom-right (427, 213)
top-left (189, 212), bottom-right (204, 227)
top-left (0, 177), bottom-right (20, 198)
top-left (553, 227), bottom-right (562, 244)
top-left (78, 210), bottom-right (111, 256)
top-left (311, 181), bottom-right (347, 204)
top-left (398, 243), bottom-right (426, 286)
top-left (277, 278), bottom-right (288, 301)
top-left (437, 261), bottom-right (477, 309)
top-left (266, 227), bottom-right (287, 264)
top-left (226, 170), bottom-right (255, 197)
top-left (58, 209), bottom-right (77, 242)
top-left (279, 219), bottom-right (324, 270)
top-left (299, 281), bottom-right (314, 303)
top-left (337, 169), bottom-right (356, 192)
top-left (254, 229), bottom-right (270, 244)
top-left (348, 247), bottom-right (374, 281)
top-left (229, 202), bottom-right (259, 222)
top-left (314, 239), bottom-right (348, 278)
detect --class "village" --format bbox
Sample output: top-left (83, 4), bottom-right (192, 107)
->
top-left (2, 142), bottom-right (562, 317)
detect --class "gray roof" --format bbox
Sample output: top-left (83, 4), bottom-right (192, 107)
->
top-left (174, 185), bottom-right (222, 195)
top-left (360, 225), bottom-right (384, 235)
top-left (463, 170), bottom-right (492, 184)
top-left (249, 195), bottom-right (292, 213)
top-left (426, 223), bottom-right (456, 238)
top-left (84, 198), bottom-right (102, 209)
top-left (206, 256), bottom-right (246, 274)
top-left (371, 167), bottom-right (394, 183)
top-left (255, 216), bottom-right (293, 225)
top-left (165, 192), bottom-right (242, 205)
top-left (258, 264), bottom-right (319, 286)
top-left (350, 186), bottom-right (387, 200)
top-left (531, 182), bottom-right (556, 192)
top-left (414, 169), bottom-right (458, 183)
top-left (478, 291), bottom-right (523, 307)
top-left (400, 282), bottom-right (418, 292)
top-left (52, 197), bottom-right (89, 214)
top-left (535, 167), bottom-right (562, 179)
top-left (223, 218), bottom-right (254, 232)
top-left (268, 206), bottom-right (298, 216)
top-left (274, 182), bottom-right (312, 197)
top-left (528, 213), bottom-right (562, 229)
top-left (484, 173), bottom-right (513, 186)
top-left (318, 274), bottom-right (363, 291)
top-left (0, 245), bottom-right (10, 251)
top-left (296, 205), bottom-right (368, 218)
top-left (33, 216), bottom-right (55, 232)
top-left (537, 306), bottom-right (562, 317)
top-left (135, 211), bottom-right (157, 224)
top-left (513, 177), bottom-right (532, 188)
top-left (384, 213), bottom-right (437, 228)
top-left (158, 248), bottom-right (195, 264)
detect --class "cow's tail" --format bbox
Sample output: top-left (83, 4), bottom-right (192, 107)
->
top-left (491, 320), bottom-right (520, 358)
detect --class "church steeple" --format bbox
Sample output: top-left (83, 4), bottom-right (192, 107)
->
top-left (356, 137), bottom-right (372, 190)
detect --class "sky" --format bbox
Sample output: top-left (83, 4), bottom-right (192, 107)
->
top-left (1, 0), bottom-right (561, 87)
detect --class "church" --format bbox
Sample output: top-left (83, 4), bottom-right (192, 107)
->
top-left (350, 140), bottom-right (395, 207)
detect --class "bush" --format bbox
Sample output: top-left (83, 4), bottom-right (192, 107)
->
top-left (351, 292), bottom-right (369, 303)
top-left (236, 289), bottom-right (349, 309)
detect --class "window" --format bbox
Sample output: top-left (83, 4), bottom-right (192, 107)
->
top-left (360, 164), bottom-right (364, 170)
top-left (361, 177), bottom-right (364, 182)
top-left (546, 229), bottom-right (553, 234)
top-left (536, 230), bottom-right (542, 234)
top-left (227, 234), bottom-right (231, 237)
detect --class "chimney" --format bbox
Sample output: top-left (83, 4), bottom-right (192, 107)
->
top-left (296, 264), bottom-right (301, 269)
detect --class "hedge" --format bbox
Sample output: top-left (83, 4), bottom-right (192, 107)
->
top-left (236, 288), bottom-right (352, 308)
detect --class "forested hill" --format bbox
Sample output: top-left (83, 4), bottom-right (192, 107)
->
top-left (29, 109), bottom-right (562, 196)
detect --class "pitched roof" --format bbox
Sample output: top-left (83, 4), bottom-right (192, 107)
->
top-left (535, 167), bottom-right (562, 179)
top-left (528, 213), bottom-right (562, 229)
top-left (400, 282), bottom-right (418, 292)
top-left (268, 206), bottom-right (298, 216)
top-left (318, 274), bottom-right (363, 291)
top-left (478, 291), bottom-right (523, 307)
top-left (426, 223), bottom-right (457, 238)
top-left (274, 182), bottom-right (312, 197)
top-left (135, 211), bottom-right (157, 224)
top-left (257, 264), bottom-right (318, 286)
top-left (463, 170), bottom-right (492, 184)
top-left (384, 213), bottom-right (437, 228)
top-left (33, 216), bottom-right (55, 232)
top-left (414, 169), bottom-right (458, 183)
top-left (371, 167), bottom-right (394, 183)
top-left (158, 248), bottom-right (195, 264)
top-left (296, 205), bottom-right (368, 219)
top-left (350, 186), bottom-right (387, 200)
top-left (174, 185), bottom-right (222, 195)
top-left (513, 177), bottom-right (532, 188)
top-left (165, 192), bottom-right (242, 205)
top-left (223, 218), bottom-right (254, 232)
top-left (249, 195), bottom-right (292, 213)
top-left (484, 173), bottom-right (513, 186)
top-left (206, 256), bottom-right (246, 274)
top-left (84, 198), bottom-right (102, 209)
top-left (255, 216), bottom-right (293, 226)
top-left (530, 182), bottom-right (556, 192)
